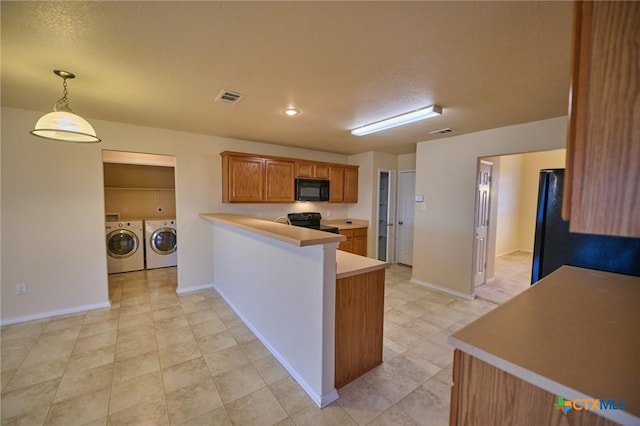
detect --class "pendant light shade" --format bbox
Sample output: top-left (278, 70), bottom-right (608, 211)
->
top-left (31, 111), bottom-right (100, 142)
top-left (30, 70), bottom-right (101, 143)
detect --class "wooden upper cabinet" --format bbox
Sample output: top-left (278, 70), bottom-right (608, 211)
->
top-left (222, 154), bottom-right (264, 203)
top-left (295, 161), bottom-right (314, 178)
top-left (222, 151), bottom-right (358, 204)
top-left (344, 166), bottom-right (358, 203)
top-left (295, 161), bottom-right (331, 179)
top-left (265, 159), bottom-right (295, 202)
top-left (563, 1), bottom-right (640, 237)
top-left (314, 163), bottom-right (330, 179)
top-left (329, 166), bottom-right (344, 203)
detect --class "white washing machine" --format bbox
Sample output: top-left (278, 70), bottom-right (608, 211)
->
top-left (145, 219), bottom-right (177, 269)
top-left (106, 221), bottom-right (144, 274)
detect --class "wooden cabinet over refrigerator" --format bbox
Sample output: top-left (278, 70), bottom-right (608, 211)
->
top-left (563, 0), bottom-right (640, 238)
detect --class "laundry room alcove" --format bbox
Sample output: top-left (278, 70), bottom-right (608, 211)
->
top-left (102, 150), bottom-right (177, 276)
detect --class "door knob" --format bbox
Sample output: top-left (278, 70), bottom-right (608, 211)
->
top-left (398, 221), bottom-right (403, 225)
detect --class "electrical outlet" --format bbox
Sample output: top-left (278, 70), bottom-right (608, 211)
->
top-left (16, 283), bottom-right (27, 295)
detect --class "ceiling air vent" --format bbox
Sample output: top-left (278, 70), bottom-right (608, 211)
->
top-left (429, 127), bottom-right (455, 135)
top-left (215, 90), bottom-right (245, 105)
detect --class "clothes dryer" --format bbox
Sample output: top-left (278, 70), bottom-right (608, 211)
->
top-left (145, 219), bottom-right (177, 269)
top-left (106, 221), bottom-right (144, 273)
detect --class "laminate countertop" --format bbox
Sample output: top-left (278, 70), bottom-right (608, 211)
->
top-left (200, 213), bottom-right (345, 247)
top-left (336, 250), bottom-right (388, 279)
top-left (448, 266), bottom-right (640, 425)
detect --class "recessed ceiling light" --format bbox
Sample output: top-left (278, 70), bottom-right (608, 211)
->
top-left (283, 108), bottom-right (300, 116)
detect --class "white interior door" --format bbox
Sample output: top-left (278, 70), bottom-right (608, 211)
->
top-left (396, 171), bottom-right (415, 266)
top-left (473, 161), bottom-right (492, 286)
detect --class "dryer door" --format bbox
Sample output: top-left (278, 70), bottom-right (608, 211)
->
top-left (107, 229), bottom-right (139, 259)
top-left (150, 227), bottom-right (177, 255)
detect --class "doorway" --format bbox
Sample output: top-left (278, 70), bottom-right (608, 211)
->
top-left (472, 149), bottom-right (566, 303)
top-left (396, 170), bottom-right (415, 266)
top-left (377, 170), bottom-right (396, 262)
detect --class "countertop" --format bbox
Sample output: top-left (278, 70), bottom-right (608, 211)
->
top-left (448, 266), bottom-right (640, 425)
top-left (336, 250), bottom-right (388, 279)
top-left (322, 219), bottom-right (369, 230)
top-left (201, 213), bottom-right (345, 247)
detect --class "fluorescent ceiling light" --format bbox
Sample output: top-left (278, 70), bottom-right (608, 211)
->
top-left (351, 104), bottom-right (442, 136)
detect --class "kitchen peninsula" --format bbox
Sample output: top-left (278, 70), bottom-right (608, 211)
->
top-left (200, 213), bottom-right (388, 407)
top-left (448, 266), bottom-right (639, 425)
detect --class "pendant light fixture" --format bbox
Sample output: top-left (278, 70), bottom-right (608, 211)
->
top-left (30, 70), bottom-right (101, 143)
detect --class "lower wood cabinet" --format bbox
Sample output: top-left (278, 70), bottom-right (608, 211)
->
top-left (338, 228), bottom-right (367, 257)
top-left (335, 268), bottom-right (384, 388)
top-left (450, 350), bottom-right (619, 426)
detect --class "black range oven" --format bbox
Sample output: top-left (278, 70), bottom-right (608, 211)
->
top-left (288, 212), bottom-right (339, 233)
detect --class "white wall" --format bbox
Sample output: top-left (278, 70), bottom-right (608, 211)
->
top-left (1, 107), bottom-right (352, 323)
top-left (397, 153), bottom-right (416, 171)
top-left (413, 117), bottom-right (567, 297)
top-left (493, 149), bottom-right (566, 257)
top-left (210, 222), bottom-right (337, 407)
top-left (495, 154), bottom-right (525, 256)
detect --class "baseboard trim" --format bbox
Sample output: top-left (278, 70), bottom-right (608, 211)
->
top-left (496, 249), bottom-right (534, 258)
top-left (410, 278), bottom-right (475, 300)
top-left (175, 283), bottom-right (215, 294)
top-left (1, 301), bottom-right (112, 326)
top-left (213, 283), bottom-right (337, 408)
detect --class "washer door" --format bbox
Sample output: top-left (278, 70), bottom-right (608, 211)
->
top-left (107, 229), bottom-right (139, 259)
top-left (150, 227), bottom-right (177, 255)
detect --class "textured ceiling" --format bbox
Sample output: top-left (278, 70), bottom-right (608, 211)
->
top-left (1, 1), bottom-right (573, 155)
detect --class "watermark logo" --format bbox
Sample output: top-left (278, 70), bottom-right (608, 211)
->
top-left (553, 396), bottom-right (626, 415)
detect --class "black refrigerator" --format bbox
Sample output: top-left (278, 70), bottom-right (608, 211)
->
top-left (531, 169), bottom-right (640, 284)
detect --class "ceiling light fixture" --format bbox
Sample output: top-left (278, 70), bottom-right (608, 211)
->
top-left (351, 104), bottom-right (443, 136)
top-left (283, 108), bottom-right (300, 116)
top-left (30, 70), bottom-right (101, 143)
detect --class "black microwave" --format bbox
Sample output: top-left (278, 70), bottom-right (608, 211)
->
top-left (295, 178), bottom-right (330, 201)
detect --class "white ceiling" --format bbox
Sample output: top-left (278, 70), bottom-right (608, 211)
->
top-left (1, 1), bottom-right (573, 155)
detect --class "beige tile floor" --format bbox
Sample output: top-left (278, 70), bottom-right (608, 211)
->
top-left (1, 265), bottom-right (497, 425)
top-left (474, 251), bottom-right (532, 305)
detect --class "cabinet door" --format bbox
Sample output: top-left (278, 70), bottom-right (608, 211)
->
top-left (265, 160), bottom-right (295, 202)
top-left (344, 167), bottom-right (358, 203)
top-left (295, 162), bottom-right (314, 178)
top-left (227, 156), bottom-right (264, 202)
top-left (338, 229), bottom-right (354, 252)
top-left (353, 228), bottom-right (368, 256)
top-left (564, 1), bottom-right (640, 237)
top-left (314, 164), bottom-right (330, 179)
top-left (329, 166), bottom-right (344, 203)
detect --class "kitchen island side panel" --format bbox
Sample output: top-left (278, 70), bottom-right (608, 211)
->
top-left (211, 222), bottom-right (337, 406)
